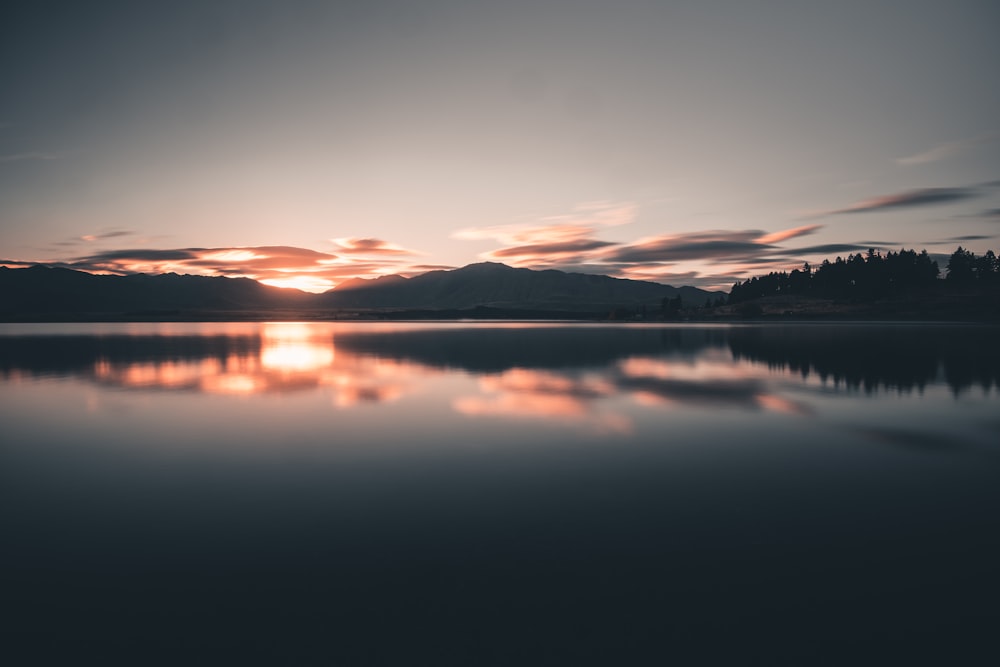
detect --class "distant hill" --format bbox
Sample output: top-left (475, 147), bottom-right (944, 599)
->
top-left (0, 263), bottom-right (724, 320)
top-left (322, 262), bottom-right (721, 311)
top-left (0, 265), bottom-right (312, 317)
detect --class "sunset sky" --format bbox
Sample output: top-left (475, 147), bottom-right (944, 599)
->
top-left (2, 0), bottom-right (999, 292)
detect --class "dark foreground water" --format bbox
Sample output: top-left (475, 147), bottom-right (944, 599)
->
top-left (2, 322), bottom-right (998, 665)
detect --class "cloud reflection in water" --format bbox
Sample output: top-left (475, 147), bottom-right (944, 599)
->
top-left (453, 368), bottom-right (630, 433)
top-left (2, 323), bottom-right (997, 431)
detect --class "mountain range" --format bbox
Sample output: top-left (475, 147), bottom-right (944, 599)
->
top-left (0, 262), bottom-right (722, 319)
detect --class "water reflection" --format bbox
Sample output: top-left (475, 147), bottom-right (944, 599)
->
top-left (334, 323), bottom-right (1000, 396)
top-left (727, 324), bottom-right (1000, 395)
top-left (260, 323), bottom-right (335, 372)
top-left (453, 368), bottom-right (631, 433)
top-left (0, 323), bottom-right (430, 406)
top-left (3, 323), bottom-right (999, 664)
top-left (1, 322), bottom-right (997, 430)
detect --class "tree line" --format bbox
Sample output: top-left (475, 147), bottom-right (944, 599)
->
top-left (728, 247), bottom-right (999, 304)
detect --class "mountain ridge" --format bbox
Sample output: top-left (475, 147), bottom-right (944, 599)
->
top-left (0, 262), bottom-right (724, 319)
top-left (324, 262), bottom-right (720, 311)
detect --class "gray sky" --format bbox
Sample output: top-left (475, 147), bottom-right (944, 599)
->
top-left (2, 0), bottom-right (998, 290)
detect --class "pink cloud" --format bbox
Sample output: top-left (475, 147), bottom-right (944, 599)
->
top-left (52, 244), bottom-right (428, 292)
top-left (454, 204), bottom-right (835, 292)
top-left (755, 224), bottom-right (822, 245)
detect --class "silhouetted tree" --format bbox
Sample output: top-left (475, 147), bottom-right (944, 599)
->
top-left (976, 250), bottom-right (998, 284)
top-left (947, 247), bottom-right (976, 284)
top-left (662, 295), bottom-right (683, 318)
top-left (727, 247), bottom-right (948, 304)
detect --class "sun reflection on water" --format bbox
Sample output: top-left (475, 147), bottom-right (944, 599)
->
top-left (3, 322), bottom-right (994, 446)
top-left (261, 343), bottom-right (335, 372)
top-left (88, 323), bottom-right (428, 405)
top-left (79, 323), bottom-right (833, 428)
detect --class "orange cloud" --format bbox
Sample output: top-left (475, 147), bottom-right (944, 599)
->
top-left (453, 202), bottom-right (637, 270)
top-left (454, 200), bottom-right (635, 248)
top-left (451, 202), bottom-right (830, 290)
top-left (454, 221), bottom-right (600, 246)
top-left (53, 243), bottom-right (428, 292)
top-left (755, 224), bottom-right (823, 245)
top-left (489, 238), bottom-right (614, 260)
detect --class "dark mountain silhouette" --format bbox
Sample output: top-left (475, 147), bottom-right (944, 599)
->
top-left (323, 262), bottom-right (720, 311)
top-left (0, 265), bottom-right (313, 316)
top-left (0, 262), bottom-right (722, 319)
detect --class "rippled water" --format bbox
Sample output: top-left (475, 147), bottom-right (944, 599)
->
top-left (2, 322), bottom-right (998, 664)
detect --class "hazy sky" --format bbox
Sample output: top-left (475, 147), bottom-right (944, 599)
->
top-left (2, 0), bottom-right (999, 291)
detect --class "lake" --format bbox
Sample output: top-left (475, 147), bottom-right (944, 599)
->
top-left (2, 322), bottom-right (998, 665)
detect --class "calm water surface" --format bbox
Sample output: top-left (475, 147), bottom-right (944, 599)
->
top-left (2, 322), bottom-right (998, 664)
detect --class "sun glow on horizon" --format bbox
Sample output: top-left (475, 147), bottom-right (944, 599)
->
top-left (201, 249), bottom-right (268, 263)
top-left (260, 275), bottom-right (335, 292)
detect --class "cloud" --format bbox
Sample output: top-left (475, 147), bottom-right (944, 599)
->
top-left (979, 208), bottom-right (1000, 219)
top-left (603, 224), bottom-right (821, 267)
top-left (455, 203), bottom-right (848, 291)
top-left (541, 200), bottom-right (637, 227)
top-left (187, 246), bottom-right (342, 271)
top-left (755, 224), bottom-right (822, 245)
top-left (947, 235), bottom-right (994, 242)
top-left (618, 268), bottom-right (700, 283)
top-left (454, 200), bottom-right (636, 245)
top-left (459, 202), bottom-right (824, 276)
top-left (896, 132), bottom-right (999, 166)
top-left (734, 256), bottom-right (803, 266)
top-left (613, 267), bottom-right (730, 290)
top-left (79, 248), bottom-right (201, 262)
top-left (602, 232), bottom-right (914, 291)
top-left (46, 229), bottom-right (136, 248)
top-left (785, 243), bottom-right (871, 255)
top-left (603, 231), bottom-right (769, 264)
top-left (455, 222), bottom-right (599, 245)
top-left (37, 243), bottom-right (431, 292)
top-left (0, 151), bottom-right (63, 163)
top-left (406, 263), bottom-right (456, 272)
top-left (490, 238), bottom-right (615, 259)
top-left (81, 230), bottom-right (133, 242)
top-left (455, 202), bottom-right (639, 269)
top-left (824, 187), bottom-right (979, 215)
top-left (331, 238), bottom-right (419, 255)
